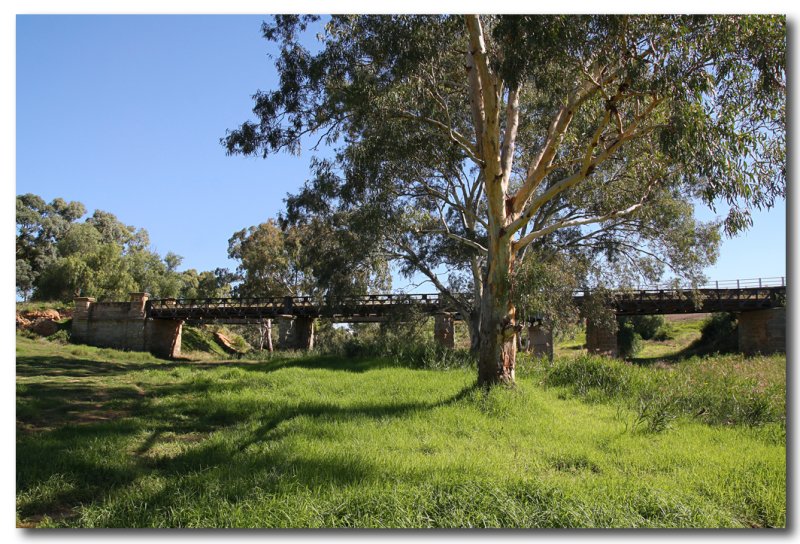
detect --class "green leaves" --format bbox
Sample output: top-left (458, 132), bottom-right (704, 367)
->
top-left (17, 193), bottom-right (211, 301)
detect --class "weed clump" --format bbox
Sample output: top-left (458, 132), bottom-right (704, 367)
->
top-left (537, 353), bottom-right (784, 429)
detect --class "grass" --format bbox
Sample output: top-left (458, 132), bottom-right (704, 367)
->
top-left (635, 316), bottom-right (705, 359)
top-left (16, 332), bottom-right (785, 528)
top-left (16, 300), bottom-right (75, 315)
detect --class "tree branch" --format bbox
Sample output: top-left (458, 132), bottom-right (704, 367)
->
top-left (393, 110), bottom-right (483, 165)
top-left (512, 194), bottom-right (651, 253)
top-left (508, 95), bottom-right (663, 236)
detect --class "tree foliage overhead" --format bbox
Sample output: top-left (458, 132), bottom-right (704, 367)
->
top-left (225, 14), bottom-right (784, 384)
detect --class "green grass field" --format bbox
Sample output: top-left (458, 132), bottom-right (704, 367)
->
top-left (16, 326), bottom-right (785, 528)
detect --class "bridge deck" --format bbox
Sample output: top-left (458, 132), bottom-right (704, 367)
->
top-left (147, 286), bottom-right (786, 322)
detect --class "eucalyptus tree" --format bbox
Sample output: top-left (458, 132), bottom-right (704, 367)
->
top-left (225, 15), bottom-right (785, 386)
top-left (16, 194), bottom-right (86, 298)
top-left (228, 218), bottom-right (390, 298)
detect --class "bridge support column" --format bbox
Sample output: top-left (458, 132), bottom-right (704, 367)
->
top-left (125, 292), bottom-right (150, 350)
top-left (71, 296), bottom-right (95, 344)
top-left (586, 319), bottom-right (618, 357)
top-left (738, 308), bottom-right (785, 355)
top-left (526, 323), bottom-right (553, 360)
top-left (144, 319), bottom-right (183, 358)
top-left (295, 317), bottom-right (315, 350)
top-left (434, 313), bottom-right (455, 349)
top-left (277, 316), bottom-right (315, 350)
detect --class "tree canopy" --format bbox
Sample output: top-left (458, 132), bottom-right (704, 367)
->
top-left (227, 15), bottom-right (784, 385)
top-left (16, 194), bottom-right (232, 302)
top-left (227, 217), bottom-right (390, 298)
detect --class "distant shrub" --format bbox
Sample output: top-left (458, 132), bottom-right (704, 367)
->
top-left (650, 324), bottom-right (673, 341)
top-left (630, 315), bottom-right (667, 340)
top-left (616, 321), bottom-right (642, 358)
top-left (48, 329), bottom-right (71, 345)
top-left (314, 322), bottom-right (352, 353)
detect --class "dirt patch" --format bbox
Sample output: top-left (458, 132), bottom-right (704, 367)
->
top-left (214, 331), bottom-right (245, 355)
top-left (30, 319), bottom-right (60, 337)
top-left (17, 505), bottom-right (79, 528)
top-left (22, 309), bottom-right (61, 321)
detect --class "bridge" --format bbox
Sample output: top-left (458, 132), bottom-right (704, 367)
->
top-left (71, 277), bottom-right (786, 359)
top-left (146, 280), bottom-right (786, 321)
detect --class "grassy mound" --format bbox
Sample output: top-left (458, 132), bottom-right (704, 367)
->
top-left (180, 325), bottom-right (251, 358)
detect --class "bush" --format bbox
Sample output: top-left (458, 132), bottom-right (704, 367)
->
top-left (48, 329), bottom-right (71, 345)
top-left (692, 313), bottom-right (738, 354)
top-left (616, 321), bottom-right (642, 358)
top-left (629, 315), bottom-right (667, 340)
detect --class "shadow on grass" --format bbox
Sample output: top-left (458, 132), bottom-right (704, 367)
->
top-left (17, 352), bottom-right (399, 380)
top-left (627, 338), bottom-right (739, 367)
top-left (17, 348), bottom-right (479, 526)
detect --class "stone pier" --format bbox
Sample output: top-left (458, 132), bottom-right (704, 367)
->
top-left (434, 313), bottom-right (455, 349)
top-left (526, 323), bottom-right (553, 360)
top-left (738, 308), bottom-right (785, 355)
top-left (71, 293), bottom-right (183, 358)
top-left (585, 318), bottom-right (618, 357)
top-left (277, 316), bottom-right (315, 350)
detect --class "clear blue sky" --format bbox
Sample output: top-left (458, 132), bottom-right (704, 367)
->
top-left (16, 14), bottom-right (787, 289)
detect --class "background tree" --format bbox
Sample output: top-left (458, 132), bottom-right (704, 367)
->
top-left (16, 194), bottom-right (86, 298)
top-left (16, 193), bottom-right (212, 302)
top-left (226, 15), bottom-right (784, 386)
top-left (228, 218), bottom-right (390, 298)
top-left (179, 268), bottom-right (233, 299)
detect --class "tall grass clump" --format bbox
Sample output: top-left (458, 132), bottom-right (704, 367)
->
top-left (530, 353), bottom-right (784, 429)
top-left (543, 355), bottom-right (632, 399)
top-left (341, 327), bottom-right (475, 370)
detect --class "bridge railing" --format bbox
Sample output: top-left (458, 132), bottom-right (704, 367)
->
top-left (633, 276), bottom-right (785, 291)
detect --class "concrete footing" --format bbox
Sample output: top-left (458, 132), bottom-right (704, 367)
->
top-left (586, 319), bottom-right (618, 357)
top-left (277, 316), bottom-right (315, 350)
top-left (526, 323), bottom-right (553, 360)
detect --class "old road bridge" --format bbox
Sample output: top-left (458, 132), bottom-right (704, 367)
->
top-left (72, 277), bottom-right (786, 359)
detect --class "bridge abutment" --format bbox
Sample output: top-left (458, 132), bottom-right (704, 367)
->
top-left (586, 319), bottom-right (618, 357)
top-left (738, 308), bottom-right (785, 355)
top-left (434, 313), bottom-right (455, 349)
top-left (72, 293), bottom-right (183, 358)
